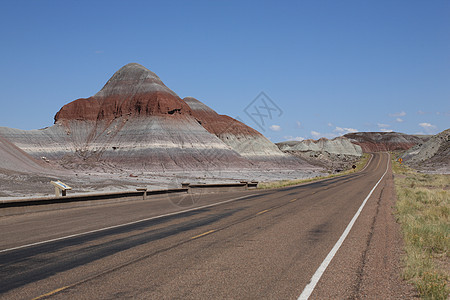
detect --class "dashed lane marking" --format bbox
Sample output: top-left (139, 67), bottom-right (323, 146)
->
top-left (32, 286), bottom-right (70, 300)
top-left (256, 209), bottom-right (270, 215)
top-left (0, 194), bottom-right (254, 253)
top-left (190, 230), bottom-right (216, 240)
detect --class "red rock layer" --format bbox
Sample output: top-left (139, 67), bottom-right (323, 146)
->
top-left (55, 63), bottom-right (193, 123)
top-left (344, 132), bottom-right (423, 152)
top-left (55, 92), bottom-right (192, 122)
top-left (183, 97), bottom-right (304, 167)
top-left (183, 97), bottom-right (259, 137)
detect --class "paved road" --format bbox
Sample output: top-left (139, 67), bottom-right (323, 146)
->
top-left (1, 153), bottom-right (400, 299)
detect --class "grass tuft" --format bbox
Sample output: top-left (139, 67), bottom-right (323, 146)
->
top-left (393, 154), bottom-right (449, 299)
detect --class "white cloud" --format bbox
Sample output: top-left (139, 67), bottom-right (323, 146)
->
top-left (418, 123), bottom-right (437, 134)
top-left (311, 131), bottom-right (321, 138)
top-left (396, 118), bottom-right (404, 123)
top-left (333, 126), bottom-right (358, 134)
top-left (377, 123), bottom-right (390, 128)
top-left (380, 128), bottom-right (394, 132)
top-left (389, 111), bottom-right (406, 117)
top-left (419, 122), bottom-right (436, 129)
top-left (269, 125), bottom-right (281, 131)
top-left (95, 50), bottom-right (104, 54)
top-left (296, 121), bottom-right (302, 128)
top-left (417, 110), bottom-right (439, 115)
top-left (327, 122), bottom-right (333, 127)
top-left (284, 136), bottom-right (305, 141)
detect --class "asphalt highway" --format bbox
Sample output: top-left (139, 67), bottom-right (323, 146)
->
top-left (0, 153), bottom-right (398, 299)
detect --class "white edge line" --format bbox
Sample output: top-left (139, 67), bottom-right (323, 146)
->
top-left (298, 153), bottom-right (389, 300)
top-left (0, 194), bottom-right (253, 253)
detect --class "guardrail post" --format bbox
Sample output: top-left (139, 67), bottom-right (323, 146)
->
top-left (136, 188), bottom-right (147, 200)
top-left (51, 180), bottom-right (72, 197)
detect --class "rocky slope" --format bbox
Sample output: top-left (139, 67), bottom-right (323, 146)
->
top-left (344, 132), bottom-right (423, 152)
top-left (277, 137), bottom-right (362, 172)
top-left (183, 97), bottom-right (299, 167)
top-left (0, 133), bottom-right (73, 198)
top-left (402, 128), bottom-right (450, 174)
top-left (0, 134), bottom-right (52, 173)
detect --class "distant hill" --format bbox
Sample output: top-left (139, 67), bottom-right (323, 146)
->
top-left (402, 129), bottom-right (450, 174)
top-left (344, 132), bottom-right (425, 152)
top-left (276, 136), bottom-right (362, 172)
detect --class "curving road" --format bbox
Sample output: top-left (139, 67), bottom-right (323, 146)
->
top-left (1, 153), bottom-right (410, 299)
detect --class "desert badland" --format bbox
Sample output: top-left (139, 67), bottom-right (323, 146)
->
top-left (0, 63), bottom-right (448, 199)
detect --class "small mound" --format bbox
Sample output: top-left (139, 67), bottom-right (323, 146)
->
top-left (0, 134), bottom-right (49, 173)
top-left (183, 96), bottom-right (288, 160)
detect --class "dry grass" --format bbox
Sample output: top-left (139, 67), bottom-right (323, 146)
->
top-left (393, 155), bottom-right (449, 299)
top-left (258, 153), bottom-right (370, 189)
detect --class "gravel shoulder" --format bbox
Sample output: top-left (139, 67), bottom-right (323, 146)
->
top-left (311, 159), bottom-right (418, 299)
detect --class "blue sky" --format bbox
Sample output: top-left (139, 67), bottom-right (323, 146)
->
top-left (0, 0), bottom-right (448, 142)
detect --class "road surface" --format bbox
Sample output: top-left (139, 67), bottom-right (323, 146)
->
top-left (0, 152), bottom-right (414, 299)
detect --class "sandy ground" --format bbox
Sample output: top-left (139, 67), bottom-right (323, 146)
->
top-left (0, 167), bottom-right (324, 200)
top-left (411, 164), bottom-right (450, 174)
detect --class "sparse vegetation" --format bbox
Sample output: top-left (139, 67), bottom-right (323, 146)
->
top-left (393, 154), bottom-right (449, 299)
top-left (258, 153), bottom-right (370, 189)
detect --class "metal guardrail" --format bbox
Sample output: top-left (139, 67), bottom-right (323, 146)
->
top-left (0, 189), bottom-right (187, 209)
top-left (0, 182), bottom-right (258, 212)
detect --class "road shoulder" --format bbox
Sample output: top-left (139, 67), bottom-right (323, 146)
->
top-left (311, 165), bottom-right (418, 298)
